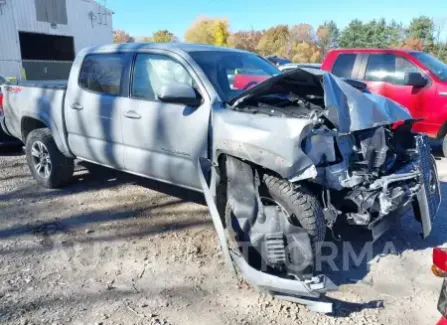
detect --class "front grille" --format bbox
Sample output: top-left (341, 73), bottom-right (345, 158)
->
top-left (416, 135), bottom-right (441, 221)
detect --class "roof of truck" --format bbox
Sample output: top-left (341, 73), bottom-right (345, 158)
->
top-left (85, 42), bottom-right (250, 55)
top-left (327, 48), bottom-right (422, 54)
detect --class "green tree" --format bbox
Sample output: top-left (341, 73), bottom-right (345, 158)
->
top-left (387, 20), bottom-right (406, 47)
top-left (408, 16), bottom-right (435, 50)
top-left (317, 21), bottom-right (339, 56)
top-left (339, 19), bottom-right (367, 48)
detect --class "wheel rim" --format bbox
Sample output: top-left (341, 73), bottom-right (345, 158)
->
top-left (260, 196), bottom-right (291, 220)
top-left (31, 141), bottom-right (52, 178)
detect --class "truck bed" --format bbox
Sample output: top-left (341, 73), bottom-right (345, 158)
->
top-left (16, 80), bottom-right (67, 89)
top-left (2, 81), bottom-right (71, 155)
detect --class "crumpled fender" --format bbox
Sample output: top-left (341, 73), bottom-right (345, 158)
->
top-left (213, 108), bottom-right (318, 182)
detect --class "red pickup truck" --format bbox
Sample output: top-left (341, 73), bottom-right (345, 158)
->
top-left (321, 48), bottom-right (447, 156)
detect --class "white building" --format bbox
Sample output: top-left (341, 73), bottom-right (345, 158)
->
top-left (0, 0), bottom-right (113, 80)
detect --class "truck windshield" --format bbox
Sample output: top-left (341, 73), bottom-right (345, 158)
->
top-left (189, 51), bottom-right (280, 102)
top-left (411, 52), bottom-right (447, 81)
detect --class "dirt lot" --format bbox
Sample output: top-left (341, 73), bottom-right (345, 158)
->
top-left (1, 148), bottom-right (447, 325)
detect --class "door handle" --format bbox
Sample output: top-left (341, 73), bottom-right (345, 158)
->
top-left (71, 102), bottom-right (83, 110)
top-left (439, 92), bottom-right (447, 97)
top-left (124, 110), bottom-right (141, 119)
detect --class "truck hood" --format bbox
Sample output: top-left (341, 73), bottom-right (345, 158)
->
top-left (229, 69), bottom-right (413, 133)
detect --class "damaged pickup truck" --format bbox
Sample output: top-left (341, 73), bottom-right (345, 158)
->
top-left (0, 43), bottom-right (441, 312)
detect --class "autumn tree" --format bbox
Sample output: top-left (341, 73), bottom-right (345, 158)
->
top-left (228, 30), bottom-right (263, 52)
top-left (291, 42), bottom-right (321, 63)
top-left (408, 16), bottom-right (435, 50)
top-left (316, 21), bottom-right (339, 56)
top-left (256, 25), bottom-right (289, 56)
top-left (152, 30), bottom-right (177, 42)
top-left (401, 38), bottom-right (425, 50)
top-left (113, 29), bottom-right (135, 43)
top-left (214, 20), bottom-right (230, 46)
top-left (185, 17), bottom-right (230, 46)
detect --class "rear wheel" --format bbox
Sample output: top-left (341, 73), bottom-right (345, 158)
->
top-left (25, 128), bottom-right (74, 188)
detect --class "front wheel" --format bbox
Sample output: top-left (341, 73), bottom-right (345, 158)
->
top-left (442, 134), bottom-right (447, 158)
top-left (262, 174), bottom-right (326, 254)
top-left (25, 128), bottom-right (74, 188)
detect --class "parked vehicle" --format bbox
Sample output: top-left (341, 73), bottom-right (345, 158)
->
top-left (265, 55), bottom-right (291, 66)
top-left (279, 63), bottom-right (322, 73)
top-left (321, 48), bottom-right (447, 156)
top-left (432, 247), bottom-right (447, 324)
top-left (1, 43), bottom-right (441, 312)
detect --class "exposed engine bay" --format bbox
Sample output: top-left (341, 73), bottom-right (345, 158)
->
top-left (227, 68), bottom-right (439, 237)
top-left (202, 68), bottom-right (441, 313)
top-left (307, 122), bottom-right (423, 230)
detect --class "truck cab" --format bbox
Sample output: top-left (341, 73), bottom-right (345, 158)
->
top-left (321, 48), bottom-right (447, 155)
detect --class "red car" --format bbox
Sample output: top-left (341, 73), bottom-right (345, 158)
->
top-left (433, 247), bottom-right (447, 324)
top-left (321, 48), bottom-right (447, 156)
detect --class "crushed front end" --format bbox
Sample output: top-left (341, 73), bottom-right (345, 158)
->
top-left (200, 68), bottom-right (441, 313)
top-left (306, 121), bottom-right (441, 240)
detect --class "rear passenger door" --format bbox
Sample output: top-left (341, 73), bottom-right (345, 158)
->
top-left (64, 53), bottom-right (132, 168)
top-left (330, 53), bottom-right (364, 79)
top-left (120, 52), bottom-right (210, 190)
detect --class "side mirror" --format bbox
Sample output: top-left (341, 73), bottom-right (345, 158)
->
top-left (404, 72), bottom-right (427, 88)
top-left (157, 83), bottom-right (202, 107)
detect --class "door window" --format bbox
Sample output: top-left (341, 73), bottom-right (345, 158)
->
top-left (365, 54), bottom-right (420, 85)
top-left (79, 54), bottom-right (126, 95)
top-left (332, 54), bottom-right (357, 78)
top-left (131, 54), bottom-right (193, 100)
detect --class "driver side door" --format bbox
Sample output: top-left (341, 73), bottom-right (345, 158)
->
top-left (120, 52), bottom-right (210, 190)
top-left (360, 53), bottom-right (436, 134)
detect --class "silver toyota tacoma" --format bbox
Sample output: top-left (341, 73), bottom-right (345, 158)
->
top-left (1, 43), bottom-right (441, 312)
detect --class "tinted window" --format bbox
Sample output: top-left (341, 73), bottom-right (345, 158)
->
top-left (189, 51), bottom-right (279, 102)
top-left (79, 54), bottom-right (126, 95)
top-left (131, 54), bottom-right (193, 100)
top-left (411, 52), bottom-right (447, 81)
top-left (365, 54), bottom-right (420, 85)
top-left (332, 54), bottom-right (356, 78)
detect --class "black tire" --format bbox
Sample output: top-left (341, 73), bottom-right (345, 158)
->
top-left (442, 134), bottom-right (447, 158)
top-left (25, 128), bottom-right (74, 188)
top-left (262, 173), bottom-right (326, 253)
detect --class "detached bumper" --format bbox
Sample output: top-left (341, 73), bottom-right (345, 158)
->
top-left (198, 158), bottom-right (338, 313)
top-left (414, 136), bottom-right (441, 238)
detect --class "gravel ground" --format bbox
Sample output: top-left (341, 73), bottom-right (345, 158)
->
top-left (1, 147), bottom-right (447, 325)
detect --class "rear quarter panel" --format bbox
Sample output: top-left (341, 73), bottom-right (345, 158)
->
top-left (3, 85), bottom-right (71, 154)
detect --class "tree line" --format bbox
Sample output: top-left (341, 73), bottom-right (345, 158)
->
top-left (113, 15), bottom-right (447, 63)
